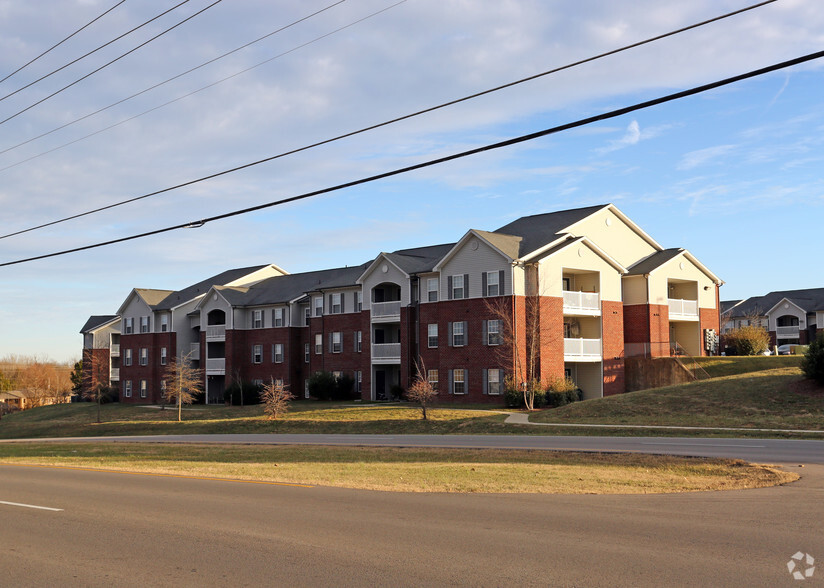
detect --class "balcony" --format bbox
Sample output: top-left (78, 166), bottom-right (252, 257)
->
top-left (109, 368), bottom-right (120, 381)
top-left (206, 325), bottom-right (226, 340)
top-left (563, 291), bottom-right (600, 315)
top-left (371, 301), bottom-right (401, 322)
top-left (668, 298), bottom-right (699, 320)
top-left (110, 344), bottom-right (120, 357)
top-left (189, 343), bottom-right (200, 360)
top-left (563, 338), bottom-right (602, 361)
top-left (371, 343), bottom-right (401, 364)
top-left (776, 325), bottom-right (800, 338)
top-left (206, 358), bottom-right (225, 374)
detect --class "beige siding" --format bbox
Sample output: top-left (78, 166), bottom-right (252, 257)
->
top-left (648, 255), bottom-right (717, 308)
top-left (440, 236), bottom-right (511, 299)
top-left (621, 275), bottom-right (648, 305)
top-left (569, 362), bottom-right (602, 400)
top-left (567, 208), bottom-right (658, 268)
top-left (536, 242), bottom-right (622, 301)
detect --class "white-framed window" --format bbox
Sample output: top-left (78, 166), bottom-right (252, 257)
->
top-left (252, 344), bottom-right (263, 364)
top-left (124, 380), bottom-right (132, 398)
top-left (160, 314), bottom-right (169, 332)
top-left (428, 369), bottom-right (438, 392)
top-left (355, 370), bottom-right (362, 394)
top-left (356, 330), bottom-right (362, 352)
top-left (305, 343), bottom-right (310, 363)
top-left (356, 291), bottom-right (363, 312)
top-left (315, 333), bottom-right (322, 355)
top-left (428, 323), bottom-right (438, 348)
top-left (331, 293), bottom-right (342, 314)
top-left (273, 343), bottom-right (284, 364)
top-left (160, 347), bottom-right (167, 365)
top-left (253, 309), bottom-right (264, 329)
top-left (452, 321), bottom-right (465, 347)
top-left (124, 348), bottom-right (133, 366)
top-left (487, 319), bottom-right (501, 346)
top-left (486, 271), bottom-right (500, 297)
top-left (487, 369), bottom-right (502, 395)
top-left (139, 348), bottom-right (148, 366)
top-left (304, 307), bottom-right (311, 326)
top-left (452, 369), bottom-right (465, 395)
top-left (451, 274), bottom-right (465, 300)
top-left (124, 317), bottom-right (134, 334)
top-left (140, 316), bottom-right (150, 333)
top-left (273, 307), bottom-right (285, 327)
top-left (427, 278), bottom-right (438, 302)
top-left (331, 332), bottom-right (342, 354)
top-left (314, 297), bottom-right (323, 317)
top-left (139, 380), bottom-right (148, 398)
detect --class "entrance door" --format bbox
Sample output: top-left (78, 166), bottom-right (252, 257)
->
top-left (375, 369), bottom-right (386, 401)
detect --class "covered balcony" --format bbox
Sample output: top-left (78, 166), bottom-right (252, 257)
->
top-left (370, 282), bottom-right (402, 323)
top-left (371, 343), bottom-right (401, 364)
top-left (667, 280), bottom-right (699, 320)
top-left (206, 309), bottom-right (226, 340)
top-left (776, 315), bottom-right (801, 339)
top-left (562, 270), bottom-right (601, 316)
top-left (563, 317), bottom-right (602, 361)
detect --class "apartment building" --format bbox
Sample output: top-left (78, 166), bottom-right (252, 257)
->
top-left (81, 203), bottom-right (722, 404)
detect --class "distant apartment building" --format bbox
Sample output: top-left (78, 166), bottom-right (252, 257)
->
top-left (81, 204), bottom-right (722, 404)
top-left (721, 288), bottom-right (824, 348)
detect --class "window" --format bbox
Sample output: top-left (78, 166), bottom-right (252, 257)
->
top-left (274, 378), bottom-right (284, 388)
top-left (485, 271), bottom-right (500, 297)
top-left (252, 379), bottom-right (264, 388)
top-left (139, 380), bottom-right (148, 398)
top-left (452, 369), bottom-right (465, 395)
top-left (452, 321), bottom-right (465, 347)
top-left (124, 317), bottom-right (134, 334)
top-left (332, 371), bottom-right (342, 380)
top-left (160, 314), bottom-right (169, 332)
top-left (160, 347), bottom-right (167, 365)
top-left (139, 348), bottom-right (148, 366)
top-left (331, 293), bottom-right (342, 314)
top-left (273, 307), bottom-right (285, 327)
top-left (355, 370), bottom-right (362, 394)
top-left (124, 349), bottom-right (132, 366)
top-left (487, 320), bottom-right (501, 346)
top-left (124, 380), bottom-right (132, 398)
top-left (331, 332), bottom-right (342, 354)
top-left (428, 323), bottom-right (438, 348)
top-left (253, 310), bottom-right (263, 329)
top-left (273, 343), bottom-right (284, 363)
top-left (428, 369), bottom-right (438, 392)
top-left (356, 330), bottom-right (362, 352)
top-left (304, 307), bottom-right (311, 326)
top-left (487, 369), bottom-right (502, 395)
top-left (305, 343), bottom-right (310, 363)
top-left (315, 334), bottom-right (322, 354)
top-left (314, 297), bottom-right (323, 317)
top-left (451, 274), bottom-right (465, 299)
top-left (252, 344), bottom-right (263, 364)
top-left (160, 380), bottom-right (167, 398)
top-left (427, 278), bottom-right (438, 302)
top-left (140, 316), bottom-right (150, 333)
top-left (356, 291), bottom-right (363, 312)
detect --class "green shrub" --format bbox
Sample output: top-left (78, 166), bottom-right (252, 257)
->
top-left (504, 385), bottom-right (523, 408)
top-left (544, 375), bottom-right (580, 408)
top-left (308, 371), bottom-right (358, 401)
top-left (724, 325), bottom-right (770, 356)
top-left (802, 334), bottom-right (824, 385)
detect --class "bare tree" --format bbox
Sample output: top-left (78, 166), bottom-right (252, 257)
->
top-left (17, 361), bottom-right (72, 408)
top-left (407, 359), bottom-right (436, 420)
top-left (82, 357), bottom-right (110, 424)
top-left (162, 353), bottom-right (203, 422)
top-left (260, 378), bottom-right (294, 420)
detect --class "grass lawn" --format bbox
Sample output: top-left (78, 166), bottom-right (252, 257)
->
top-left (694, 355), bottom-right (803, 378)
top-left (0, 442), bottom-right (797, 494)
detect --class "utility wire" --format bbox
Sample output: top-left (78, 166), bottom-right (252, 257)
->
top-left (0, 0), bottom-right (223, 127)
top-left (0, 0), bottom-right (348, 160)
top-left (0, 0), bottom-right (127, 86)
top-left (2, 48), bottom-right (822, 268)
top-left (0, 0), bottom-right (775, 237)
top-left (0, 0), bottom-right (190, 102)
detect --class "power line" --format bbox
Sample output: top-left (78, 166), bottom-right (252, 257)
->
top-left (0, 0), bottom-right (349, 160)
top-left (2, 48), bottom-right (822, 268)
top-left (0, 0), bottom-right (775, 238)
top-left (0, 0), bottom-right (191, 103)
top-left (0, 0), bottom-right (224, 127)
top-left (0, 0), bottom-right (127, 86)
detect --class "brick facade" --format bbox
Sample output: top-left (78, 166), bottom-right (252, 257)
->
top-left (601, 300), bottom-right (625, 396)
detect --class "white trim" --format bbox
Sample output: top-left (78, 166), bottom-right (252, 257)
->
top-left (433, 229), bottom-right (515, 272)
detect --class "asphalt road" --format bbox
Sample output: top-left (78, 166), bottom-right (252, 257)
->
top-left (1, 456), bottom-right (822, 586)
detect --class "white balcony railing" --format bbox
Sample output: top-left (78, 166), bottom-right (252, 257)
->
top-left (206, 325), bottom-right (226, 340)
top-left (563, 338), bottom-right (602, 359)
top-left (776, 325), bottom-right (800, 338)
top-left (109, 368), bottom-right (120, 381)
top-left (110, 344), bottom-right (120, 356)
top-left (563, 291), bottom-right (600, 314)
top-left (206, 358), bottom-right (225, 373)
top-left (371, 301), bottom-right (401, 320)
top-left (371, 343), bottom-right (401, 361)
top-left (189, 343), bottom-right (200, 360)
top-left (668, 298), bottom-right (699, 318)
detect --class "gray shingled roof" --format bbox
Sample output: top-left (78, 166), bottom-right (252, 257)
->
top-left (493, 204), bottom-right (607, 258)
top-left (80, 315), bottom-right (119, 333)
top-left (385, 243), bottom-right (455, 275)
top-left (626, 249), bottom-right (684, 275)
top-left (728, 287), bottom-right (824, 317)
top-left (153, 265), bottom-right (270, 310)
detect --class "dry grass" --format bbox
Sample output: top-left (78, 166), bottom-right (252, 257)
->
top-left (0, 443), bottom-right (797, 494)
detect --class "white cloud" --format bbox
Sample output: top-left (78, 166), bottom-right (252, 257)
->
top-left (677, 144), bottom-right (738, 170)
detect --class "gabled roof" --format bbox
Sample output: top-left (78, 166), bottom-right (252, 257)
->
top-left (80, 315), bottom-right (119, 333)
top-left (434, 230), bottom-right (523, 272)
top-left (384, 243), bottom-right (455, 275)
top-left (493, 204), bottom-right (608, 258)
top-left (726, 287), bottom-right (824, 317)
top-left (153, 265), bottom-right (273, 310)
top-left (531, 235), bottom-right (627, 274)
top-left (626, 248), bottom-right (723, 285)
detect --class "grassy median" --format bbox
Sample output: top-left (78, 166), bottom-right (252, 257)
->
top-left (0, 442), bottom-right (798, 494)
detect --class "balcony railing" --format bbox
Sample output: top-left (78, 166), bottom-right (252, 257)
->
top-left (776, 325), bottom-right (800, 338)
top-left (371, 301), bottom-right (401, 320)
top-left (668, 298), bottom-right (699, 318)
top-left (206, 325), bottom-right (226, 340)
top-left (563, 337), bottom-right (602, 359)
top-left (371, 343), bottom-right (401, 362)
top-left (563, 291), bottom-right (600, 314)
top-left (110, 344), bottom-right (120, 356)
top-left (206, 358), bottom-right (225, 373)
top-left (189, 343), bottom-right (200, 360)
top-left (109, 367), bottom-right (120, 381)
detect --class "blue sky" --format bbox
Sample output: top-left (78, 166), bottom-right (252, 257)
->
top-left (0, 0), bottom-right (822, 362)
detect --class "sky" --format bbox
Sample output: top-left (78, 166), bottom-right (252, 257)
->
top-left (0, 0), bottom-right (822, 363)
